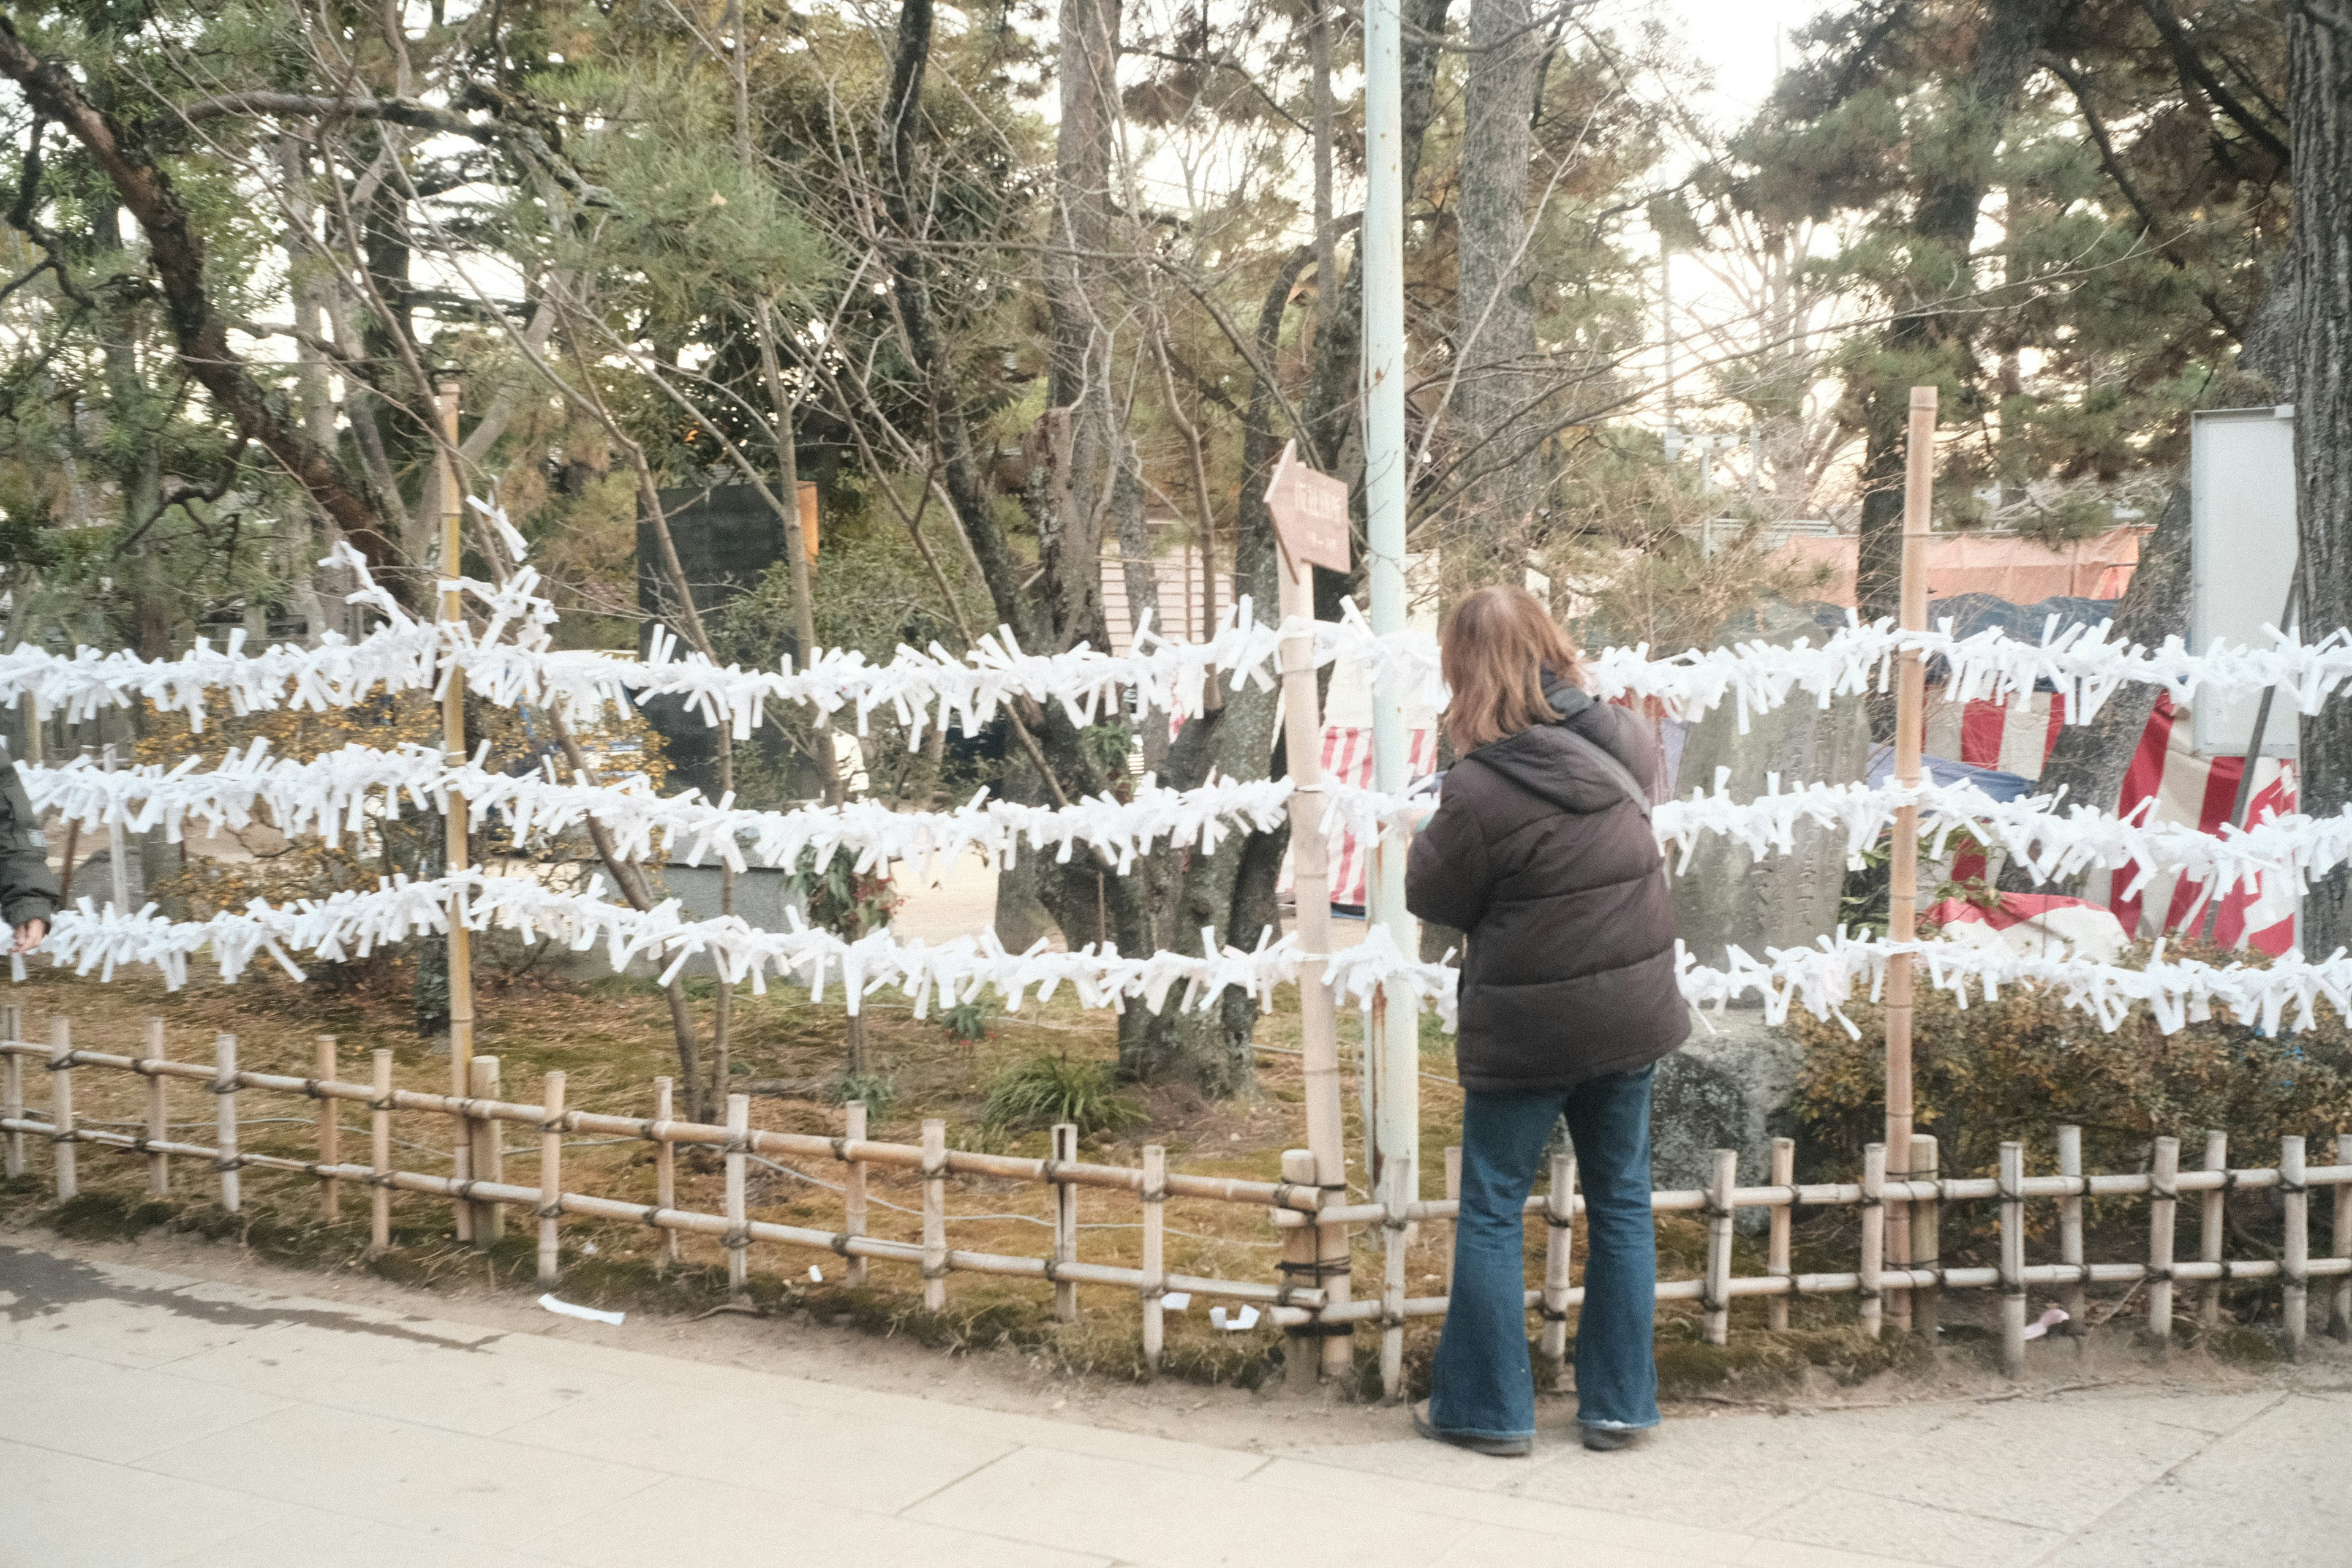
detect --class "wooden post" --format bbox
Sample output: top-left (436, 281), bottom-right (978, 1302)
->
top-left (1051, 1122), bottom-right (1079, 1324)
top-left (921, 1118), bottom-right (947, 1311)
top-left (2149, 1135), bottom-right (2179, 1351)
top-left (1910, 1133), bottom-right (1940, 1341)
top-left (469, 1056), bottom-right (503, 1242)
top-left (1999, 1140), bottom-right (2026, 1375)
top-left (369, 1050), bottom-right (393, 1256)
top-left (144, 1018), bottom-right (170, 1196)
top-left (1441, 1144), bottom-right (1462, 1299)
top-left (654, 1077), bottom-right (679, 1268)
top-left (1859, 1142), bottom-right (1885, 1340)
top-left (1142, 1144), bottom-right (1167, 1374)
top-left (842, 1099), bottom-right (868, 1286)
top-left (1540, 1150), bottom-right (1576, 1376)
top-left (1379, 1151), bottom-right (1411, 1404)
top-left (48, 1017), bottom-right (75, 1202)
top-left (1704, 1148), bottom-right (1735, 1346)
top-left (1280, 1148), bottom-right (1319, 1391)
top-left (214, 1033), bottom-right (239, 1213)
top-left (538, 1071), bottom-right (565, 1287)
top-left (2057, 1124), bottom-right (2086, 1335)
top-left (437, 380), bottom-right (476, 1144)
top-left (725, 1093), bottom-right (750, 1303)
top-left (315, 1036), bottom-right (340, 1219)
top-left (1275, 533), bottom-right (1353, 1378)
top-left (2332, 1133), bottom-right (2351, 1342)
top-left (1883, 383), bottom-right (1937, 1334)
top-left (2281, 1134), bottom-right (2307, 1358)
top-left (2199, 1131), bottom-right (2229, 1331)
top-left (2, 1002), bottom-right (21, 1177)
top-left (1767, 1136), bottom-right (1793, 1332)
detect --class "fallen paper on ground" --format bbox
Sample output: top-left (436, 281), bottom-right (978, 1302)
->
top-left (1161, 1292), bottom-right (1191, 1311)
top-left (1208, 1305), bottom-right (1260, 1331)
top-left (2020, 1306), bottom-right (2069, 1340)
top-left (538, 1294), bottom-right (625, 1326)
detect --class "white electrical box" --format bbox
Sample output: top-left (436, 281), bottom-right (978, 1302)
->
top-left (2190, 406), bottom-right (2297, 760)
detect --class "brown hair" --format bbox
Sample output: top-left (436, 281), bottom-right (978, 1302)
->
top-left (1440, 586), bottom-right (1586, 752)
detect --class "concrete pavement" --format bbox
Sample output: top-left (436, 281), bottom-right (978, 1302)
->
top-left (1, 1240), bottom-right (2345, 1567)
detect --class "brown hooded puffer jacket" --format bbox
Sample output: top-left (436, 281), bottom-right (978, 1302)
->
top-left (1405, 677), bottom-right (1687, 1093)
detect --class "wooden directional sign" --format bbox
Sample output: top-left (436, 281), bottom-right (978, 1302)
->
top-left (1264, 440), bottom-right (1351, 573)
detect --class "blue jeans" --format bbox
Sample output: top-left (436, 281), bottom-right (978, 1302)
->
top-left (1427, 1065), bottom-right (1660, 1440)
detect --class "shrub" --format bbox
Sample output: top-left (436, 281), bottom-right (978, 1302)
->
top-left (981, 1055), bottom-right (1147, 1138)
top-left (829, 1071), bottom-right (899, 1120)
top-left (941, 1000), bottom-right (992, 1046)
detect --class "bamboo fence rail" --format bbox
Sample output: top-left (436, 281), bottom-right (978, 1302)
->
top-left (6, 1011), bottom-right (2349, 1388)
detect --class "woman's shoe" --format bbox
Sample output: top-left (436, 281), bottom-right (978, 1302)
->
top-left (1579, 1425), bottom-right (1642, 1452)
top-left (1411, 1401), bottom-right (1533, 1458)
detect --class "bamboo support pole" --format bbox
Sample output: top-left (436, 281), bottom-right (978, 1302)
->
top-left (145, 1019), bottom-right (170, 1196)
top-left (1281, 1148), bottom-right (1319, 1390)
top-left (315, 1036), bottom-right (340, 1219)
top-left (2334, 1134), bottom-right (2351, 1342)
top-left (2281, 1134), bottom-right (2307, 1357)
top-left (1859, 1143), bottom-right (1885, 1340)
top-left (922, 1118), bottom-right (947, 1311)
top-left (437, 382), bottom-right (476, 1201)
top-left (1705, 1148), bottom-right (1736, 1346)
top-left (1540, 1150), bottom-right (1575, 1377)
top-left (1052, 1122), bottom-right (1079, 1323)
top-left (2199, 1131), bottom-right (2229, 1331)
top-left (843, 1099), bottom-right (869, 1286)
top-left (1910, 1134), bottom-right (1940, 1341)
top-left (2, 1003), bottom-right (20, 1177)
top-left (214, 1033), bottom-right (239, 1213)
top-left (1275, 534), bottom-right (1354, 1379)
top-left (1767, 1137), bottom-right (1793, 1332)
top-left (539, 1071), bottom-right (565, 1287)
top-left (2057, 1124), bottom-right (2086, 1335)
top-left (1442, 1145), bottom-right (1462, 1300)
top-left (1883, 384), bottom-right (1937, 1334)
top-left (654, 1078), bottom-right (679, 1268)
top-left (725, 1093), bottom-right (751, 1302)
top-left (48, 1017), bottom-right (75, 1200)
top-left (369, 1050), bottom-right (392, 1256)
top-left (1999, 1141), bottom-right (2026, 1375)
top-left (1379, 1152), bottom-right (1411, 1403)
top-left (1142, 1144), bottom-right (1167, 1374)
top-left (2149, 1136), bottom-right (2179, 1350)
top-left (470, 1057), bottom-right (503, 1242)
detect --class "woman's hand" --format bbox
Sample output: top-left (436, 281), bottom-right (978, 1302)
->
top-left (12, 918), bottom-right (47, 954)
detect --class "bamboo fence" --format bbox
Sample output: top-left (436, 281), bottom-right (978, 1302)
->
top-left (7, 1007), bottom-right (2350, 1392)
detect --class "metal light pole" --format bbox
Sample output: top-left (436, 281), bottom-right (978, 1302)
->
top-left (1362, 0), bottom-right (1418, 1192)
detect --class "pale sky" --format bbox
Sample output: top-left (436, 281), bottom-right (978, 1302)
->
top-left (1665, 0), bottom-right (1827, 119)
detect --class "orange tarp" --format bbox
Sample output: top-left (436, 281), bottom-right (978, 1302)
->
top-left (1777, 527), bottom-right (2146, 608)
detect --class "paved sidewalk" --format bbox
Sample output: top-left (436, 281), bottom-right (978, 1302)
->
top-left (1, 1242), bottom-right (2343, 1567)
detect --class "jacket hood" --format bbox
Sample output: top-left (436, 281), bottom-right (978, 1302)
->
top-left (1463, 677), bottom-right (1645, 816)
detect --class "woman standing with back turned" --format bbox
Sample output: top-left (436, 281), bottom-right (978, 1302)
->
top-left (1406, 586), bottom-right (1687, 1456)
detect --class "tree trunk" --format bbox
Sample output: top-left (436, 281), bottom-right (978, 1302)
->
top-left (2290, 0), bottom-right (2352, 953)
top-left (1452, 0), bottom-right (1542, 561)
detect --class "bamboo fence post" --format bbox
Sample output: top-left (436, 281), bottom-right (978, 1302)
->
top-left (1999, 1140), bottom-right (2026, 1375)
top-left (1911, 1133), bottom-right (1940, 1341)
top-left (1767, 1136), bottom-right (1794, 1332)
top-left (1379, 1151), bottom-right (1411, 1404)
top-left (1051, 1122), bottom-right (1079, 1323)
top-left (2333, 1133), bottom-right (2351, 1342)
top-left (315, 1036), bottom-right (340, 1219)
top-left (654, 1078), bottom-right (678, 1268)
top-left (2199, 1131), bottom-right (2229, 1332)
top-left (2280, 1134), bottom-right (2307, 1358)
top-left (1281, 1148), bottom-right (1319, 1390)
top-left (1541, 1149), bottom-right (1576, 1377)
top-left (214, 1033), bottom-right (239, 1213)
top-left (1859, 1142), bottom-right (1885, 1340)
top-left (2, 1002), bottom-right (21, 1177)
top-left (144, 1018), bottom-right (169, 1196)
top-left (1705, 1148), bottom-right (1735, 1346)
top-left (48, 1017), bottom-right (75, 1201)
top-left (2148, 1135), bottom-right (2179, 1350)
top-left (538, 1071), bottom-right (566, 1287)
top-left (725, 1093), bottom-right (750, 1303)
top-left (469, 1056), bottom-right (503, 1242)
top-left (369, 1050), bottom-right (393, 1256)
top-left (1141, 1144), bottom-right (1167, 1374)
top-left (842, 1099), bottom-right (868, 1286)
top-left (1442, 1144), bottom-right (1462, 1299)
top-left (922, 1118), bottom-right (947, 1311)
top-left (2057, 1124), bottom-right (2086, 1335)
